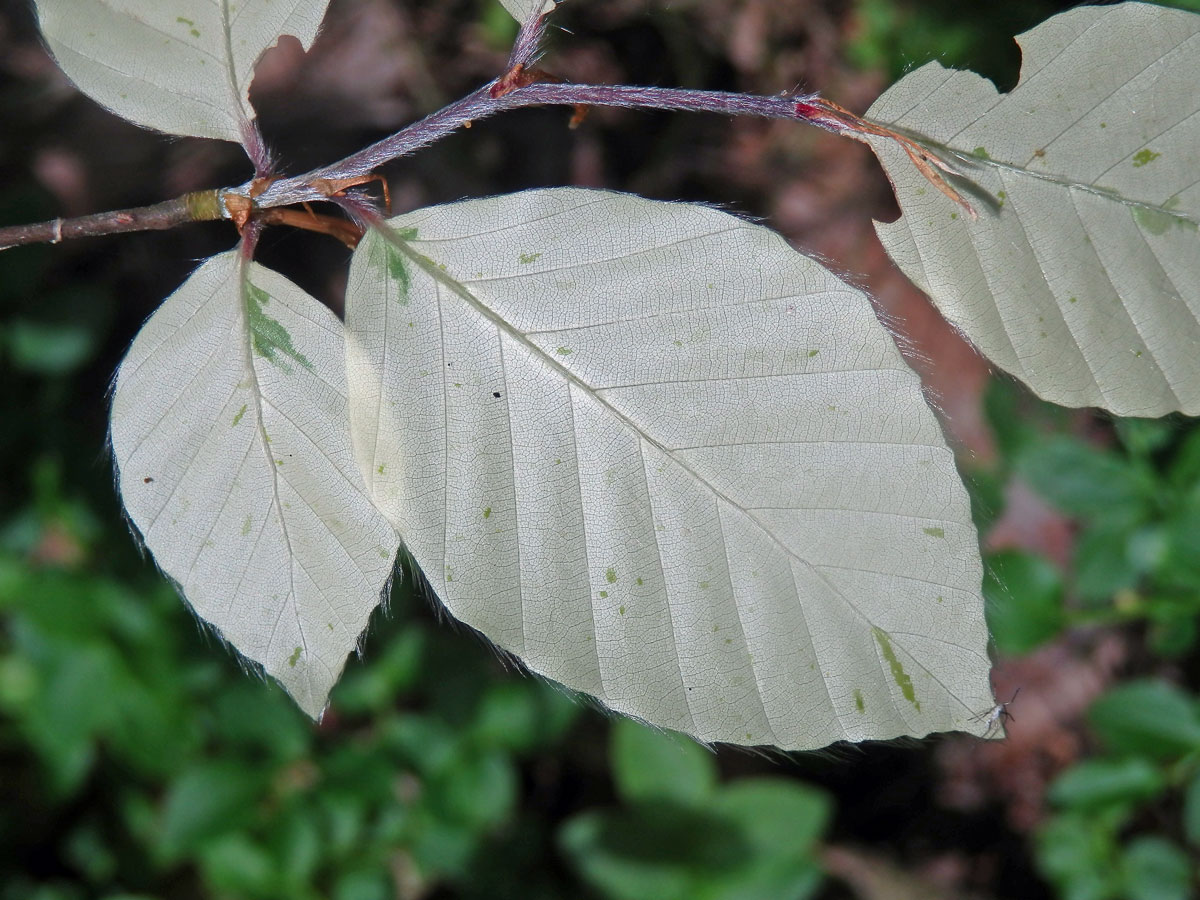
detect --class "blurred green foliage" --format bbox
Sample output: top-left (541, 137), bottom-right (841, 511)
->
top-left (560, 720), bottom-right (829, 900)
top-left (978, 379), bottom-right (1200, 900)
top-left (847, 0), bottom-right (1200, 88)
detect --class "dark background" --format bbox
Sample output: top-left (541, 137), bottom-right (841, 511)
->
top-left (2, 1), bottom-right (1199, 898)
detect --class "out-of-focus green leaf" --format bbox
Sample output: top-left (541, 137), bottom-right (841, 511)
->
top-left (409, 813), bottom-right (477, 878)
top-left (198, 833), bottom-right (277, 899)
top-left (331, 627), bottom-right (425, 715)
top-left (381, 716), bottom-right (459, 775)
top-left (559, 804), bottom-right (746, 900)
top-left (1017, 437), bottom-right (1153, 521)
top-left (334, 868), bottom-right (392, 900)
top-left (611, 719), bottom-right (717, 807)
top-left (1113, 418), bottom-right (1177, 459)
top-left (983, 550), bottom-right (1065, 654)
top-left (1144, 601), bottom-right (1199, 658)
top-left (471, 681), bottom-right (542, 752)
top-left (1167, 425), bottom-right (1200, 492)
top-left (1120, 837), bottom-right (1192, 900)
top-left (7, 320), bottom-right (96, 375)
top-left (158, 761), bottom-right (266, 860)
top-left (1088, 681), bottom-right (1200, 758)
top-left (1159, 509), bottom-right (1200, 591)
top-left (1036, 812), bottom-right (1121, 900)
top-left (272, 810), bottom-right (323, 889)
top-left (1184, 770), bottom-right (1200, 846)
top-left (715, 780), bottom-right (829, 854)
top-left (1073, 525), bottom-right (1142, 604)
top-left (708, 780), bottom-right (829, 900)
top-left (1048, 758), bottom-right (1164, 811)
top-left (430, 749), bottom-right (517, 830)
top-left (210, 683), bottom-right (310, 761)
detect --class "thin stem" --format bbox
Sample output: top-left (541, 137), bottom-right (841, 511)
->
top-left (252, 82), bottom-right (822, 209)
top-left (0, 79), bottom-right (843, 247)
top-left (0, 191), bottom-right (225, 250)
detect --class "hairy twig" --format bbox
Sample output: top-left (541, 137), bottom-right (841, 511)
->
top-left (252, 81), bottom-right (823, 208)
top-left (0, 54), bottom-right (969, 247)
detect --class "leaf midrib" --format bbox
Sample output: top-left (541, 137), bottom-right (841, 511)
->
top-left (375, 223), bottom-right (976, 726)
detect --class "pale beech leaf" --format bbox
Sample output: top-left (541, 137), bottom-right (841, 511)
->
top-left (110, 252), bottom-right (398, 717)
top-left (36, 0), bottom-right (330, 143)
top-left (345, 188), bottom-right (994, 751)
top-left (866, 2), bottom-right (1200, 416)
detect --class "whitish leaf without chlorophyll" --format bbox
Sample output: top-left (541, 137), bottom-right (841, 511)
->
top-left (343, 188), bottom-right (994, 751)
top-left (499, 0), bottom-right (557, 25)
top-left (110, 253), bottom-right (398, 718)
top-left (866, 2), bottom-right (1200, 417)
top-left (36, 0), bottom-right (331, 143)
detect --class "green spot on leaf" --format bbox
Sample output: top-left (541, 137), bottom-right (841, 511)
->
top-left (384, 245), bottom-right (411, 303)
top-left (1069, 296), bottom-right (1078, 304)
top-left (972, 146), bottom-right (990, 160)
top-left (699, 580), bottom-right (710, 589)
top-left (232, 404), bottom-right (247, 427)
top-left (950, 212), bottom-right (958, 220)
top-left (1131, 148), bottom-right (1161, 167)
top-left (606, 568), bottom-right (617, 584)
top-left (872, 627), bottom-right (920, 711)
top-left (618, 605), bottom-right (626, 615)
top-left (555, 347), bottom-right (573, 355)
top-left (854, 690), bottom-right (865, 713)
top-left (483, 506), bottom-right (492, 519)
top-left (635, 577), bottom-right (643, 586)
top-left (1132, 197), bottom-right (1196, 236)
top-left (241, 515), bottom-right (252, 536)
top-left (287, 646), bottom-right (302, 668)
top-left (923, 527), bottom-right (945, 538)
top-left (518, 252), bottom-right (542, 264)
top-left (376, 463), bottom-right (385, 475)
top-left (599, 590), bottom-right (608, 599)
top-left (245, 284), bottom-right (312, 372)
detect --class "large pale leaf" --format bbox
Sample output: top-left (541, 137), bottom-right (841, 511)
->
top-left (36, 0), bottom-right (330, 143)
top-left (110, 252), bottom-right (398, 717)
top-left (865, 2), bottom-right (1200, 417)
top-left (498, 0), bottom-right (557, 25)
top-left (344, 188), bottom-right (994, 751)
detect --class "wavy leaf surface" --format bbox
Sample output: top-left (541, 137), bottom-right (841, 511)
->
top-left (866, 2), bottom-right (1200, 416)
top-left (110, 252), bottom-right (398, 717)
top-left (345, 188), bottom-right (993, 750)
top-left (36, 0), bottom-right (330, 143)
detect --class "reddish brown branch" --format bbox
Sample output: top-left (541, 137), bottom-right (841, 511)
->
top-left (0, 190), bottom-right (225, 251)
